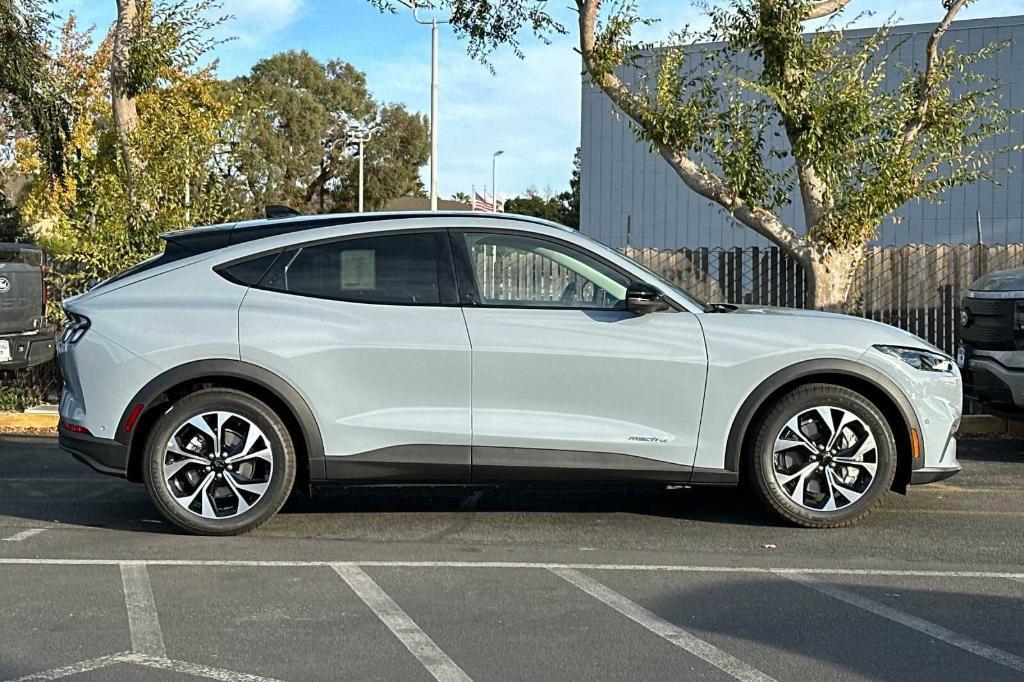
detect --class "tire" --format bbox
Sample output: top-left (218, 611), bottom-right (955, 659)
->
top-left (747, 383), bottom-right (896, 528)
top-left (142, 388), bottom-right (296, 535)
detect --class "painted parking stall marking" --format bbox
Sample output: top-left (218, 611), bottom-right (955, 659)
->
top-left (3, 558), bottom-right (1024, 681)
top-left (120, 563), bottom-right (167, 658)
top-left (549, 567), bottom-right (777, 682)
top-left (778, 571), bottom-right (1024, 674)
top-left (332, 563), bottom-right (472, 682)
top-left (1, 528), bottom-right (46, 542)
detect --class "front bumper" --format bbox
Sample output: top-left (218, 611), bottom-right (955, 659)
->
top-left (58, 424), bottom-right (129, 478)
top-left (962, 349), bottom-right (1024, 414)
top-left (908, 436), bottom-right (960, 485)
top-left (0, 329), bottom-right (56, 370)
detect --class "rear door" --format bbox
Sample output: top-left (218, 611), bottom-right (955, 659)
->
top-left (451, 229), bottom-right (708, 479)
top-left (0, 245), bottom-right (44, 334)
top-left (238, 229), bottom-right (472, 481)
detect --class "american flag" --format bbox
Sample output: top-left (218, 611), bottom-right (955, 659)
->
top-left (473, 192), bottom-right (504, 213)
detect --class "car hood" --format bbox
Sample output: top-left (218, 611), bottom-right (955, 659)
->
top-left (968, 267), bottom-right (1024, 293)
top-left (705, 304), bottom-right (942, 354)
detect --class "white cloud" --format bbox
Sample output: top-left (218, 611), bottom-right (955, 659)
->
top-left (218, 0), bottom-right (304, 45)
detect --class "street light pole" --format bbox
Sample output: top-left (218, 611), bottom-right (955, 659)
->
top-left (346, 128), bottom-right (373, 213)
top-left (492, 150), bottom-right (504, 212)
top-left (398, 1), bottom-right (449, 211)
top-left (430, 18), bottom-right (439, 211)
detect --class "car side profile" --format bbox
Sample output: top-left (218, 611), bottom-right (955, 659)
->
top-left (56, 212), bottom-right (962, 534)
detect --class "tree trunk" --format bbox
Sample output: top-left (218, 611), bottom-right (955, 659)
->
top-left (805, 246), bottom-right (861, 312)
top-left (111, 0), bottom-right (140, 192)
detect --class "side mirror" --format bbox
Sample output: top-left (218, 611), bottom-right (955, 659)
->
top-left (625, 282), bottom-right (669, 315)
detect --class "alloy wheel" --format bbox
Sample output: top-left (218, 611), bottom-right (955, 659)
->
top-left (772, 405), bottom-right (878, 512)
top-left (162, 411), bottom-right (274, 519)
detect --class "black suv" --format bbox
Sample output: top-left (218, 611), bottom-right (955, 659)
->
top-left (0, 243), bottom-right (54, 370)
top-left (959, 267), bottom-right (1024, 417)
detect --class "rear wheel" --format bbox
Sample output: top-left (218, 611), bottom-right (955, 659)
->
top-left (748, 383), bottom-right (897, 528)
top-left (142, 388), bottom-right (296, 535)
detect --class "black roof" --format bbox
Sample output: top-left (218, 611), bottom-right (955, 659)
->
top-left (160, 211), bottom-right (566, 259)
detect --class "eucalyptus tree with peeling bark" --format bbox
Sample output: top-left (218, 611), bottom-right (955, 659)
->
top-left (373, 0), bottom-right (1017, 309)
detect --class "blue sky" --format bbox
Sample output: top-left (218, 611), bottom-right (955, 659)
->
top-left (52, 0), bottom-right (1024, 200)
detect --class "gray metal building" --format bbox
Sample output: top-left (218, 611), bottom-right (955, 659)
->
top-left (580, 15), bottom-right (1024, 250)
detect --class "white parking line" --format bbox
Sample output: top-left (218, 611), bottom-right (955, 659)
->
top-left (4, 652), bottom-right (284, 682)
top-left (779, 572), bottom-right (1024, 674)
top-left (332, 563), bottom-right (472, 682)
top-left (0, 558), bottom-right (1020, 579)
top-left (550, 567), bottom-right (776, 682)
top-left (120, 563), bottom-right (167, 658)
top-left (118, 653), bottom-right (284, 681)
top-left (6, 654), bottom-right (122, 681)
top-left (1, 528), bottom-right (46, 542)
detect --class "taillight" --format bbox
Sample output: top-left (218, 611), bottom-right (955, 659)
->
top-left (61, 421), bottom-right (91, 435)
top-left (60, 312), bottom-right (91, 344)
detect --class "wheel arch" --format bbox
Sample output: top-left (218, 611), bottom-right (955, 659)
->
top-left (115, 359), bottom-right (325, 486)
top-left (725, 359), bottom-right (921, 493)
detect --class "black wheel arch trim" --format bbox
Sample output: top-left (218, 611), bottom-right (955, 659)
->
top-left (724, 358), bottom-right (923, 473)
top-left (114, 359), bottom-right (326, 480)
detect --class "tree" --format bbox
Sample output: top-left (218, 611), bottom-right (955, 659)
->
top-left (17, 10), bottom-right (234, 298)
top-left (450, 191), bottom-right (471, 204)
top-left (0, 0), bottom-right (71, 178)
top-left (373, 0), bottom-right (1019, 309)
top-left (504, 147), bottom-right (580, 227)
top-left (219, 51), bottom-right (429, 215)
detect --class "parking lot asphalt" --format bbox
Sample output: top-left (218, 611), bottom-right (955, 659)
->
top-left (1, 435), bottom-right (1023, 681)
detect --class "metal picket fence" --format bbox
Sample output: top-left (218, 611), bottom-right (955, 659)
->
top-left (631, 243), bottom-right (1024, 355)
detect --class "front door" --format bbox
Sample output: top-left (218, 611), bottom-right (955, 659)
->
top-left (451, 229), bottom-right (707, 480)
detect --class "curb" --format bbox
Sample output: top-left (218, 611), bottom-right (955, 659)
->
top-left (0, 412), bottom-right (59, 430)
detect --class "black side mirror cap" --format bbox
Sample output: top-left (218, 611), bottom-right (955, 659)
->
top-left (626, 282), bottom-right (670, 314)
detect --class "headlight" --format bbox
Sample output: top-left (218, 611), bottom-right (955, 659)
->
top-left (874, 345), bottom-right (955, 373)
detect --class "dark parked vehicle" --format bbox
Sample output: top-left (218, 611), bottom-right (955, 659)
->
top-left (959, 267), bottom-right (1024, 417)
top-left (0, 243), bottom-right (54, 370)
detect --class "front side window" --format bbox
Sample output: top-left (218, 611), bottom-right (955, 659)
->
top-left (460, 232), bottom-right (629, 309)
top-left (258, 232), bottom-right (441, 305)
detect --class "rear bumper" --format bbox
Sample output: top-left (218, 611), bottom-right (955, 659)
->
top-left (0, 329), bottom-right (55, 370)
top-left (58, 425), bottom-right (128, 478)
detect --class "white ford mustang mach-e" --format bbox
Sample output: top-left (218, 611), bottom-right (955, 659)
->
top-left (57, 212), bottom-right (962, 534)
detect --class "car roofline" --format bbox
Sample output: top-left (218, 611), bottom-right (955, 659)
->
top-left (160, 211), bottom-right (572, 252)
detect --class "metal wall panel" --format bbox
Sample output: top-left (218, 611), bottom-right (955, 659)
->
top-left (580, 15), bottom-right (1024, 249)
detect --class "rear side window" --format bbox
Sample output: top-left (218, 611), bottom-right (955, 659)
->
top-left (219, 252), bottom-right (281, 286)
top-left (258, 233), bottom-right (442, 305)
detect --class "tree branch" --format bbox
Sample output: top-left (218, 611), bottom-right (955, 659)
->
top-left (804, 0), bottom-right (854, 20)
top-left (576, 0), bottom-right (804, 257)
top-left (900, 0), bottom-right (969, 148)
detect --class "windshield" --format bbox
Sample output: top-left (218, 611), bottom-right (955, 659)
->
top-left (572, 232), bottom-right (708, 309)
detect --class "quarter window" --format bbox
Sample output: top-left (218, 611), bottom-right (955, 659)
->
top-left (258, 233), bottom-right (442, 305)
top-left (461, 232), bottom-right (629, 309)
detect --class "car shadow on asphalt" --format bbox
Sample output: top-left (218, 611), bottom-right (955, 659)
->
top-left (640, 577), bottom-right (1024, 679)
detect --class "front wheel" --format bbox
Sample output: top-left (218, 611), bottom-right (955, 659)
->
top-left (142, 388), bottom-right (296, 535)
top-left (748, 383), bottom-right (897, 528)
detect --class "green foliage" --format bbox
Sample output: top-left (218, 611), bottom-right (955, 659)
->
top-left (0, 0), bottom-right (71, 178)
top-left (505, 147), bottom-right (580, 228)
top-left (0, 190), bottom-right (28, 242)
top-left (18, 8), bottom-right (237, 301)
top-left (369, 0), bottom-right (566, 61)
top-left (592, 0), bottom-right (1018, 249)
top-left (218, 51), bottom-right (429, 215)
